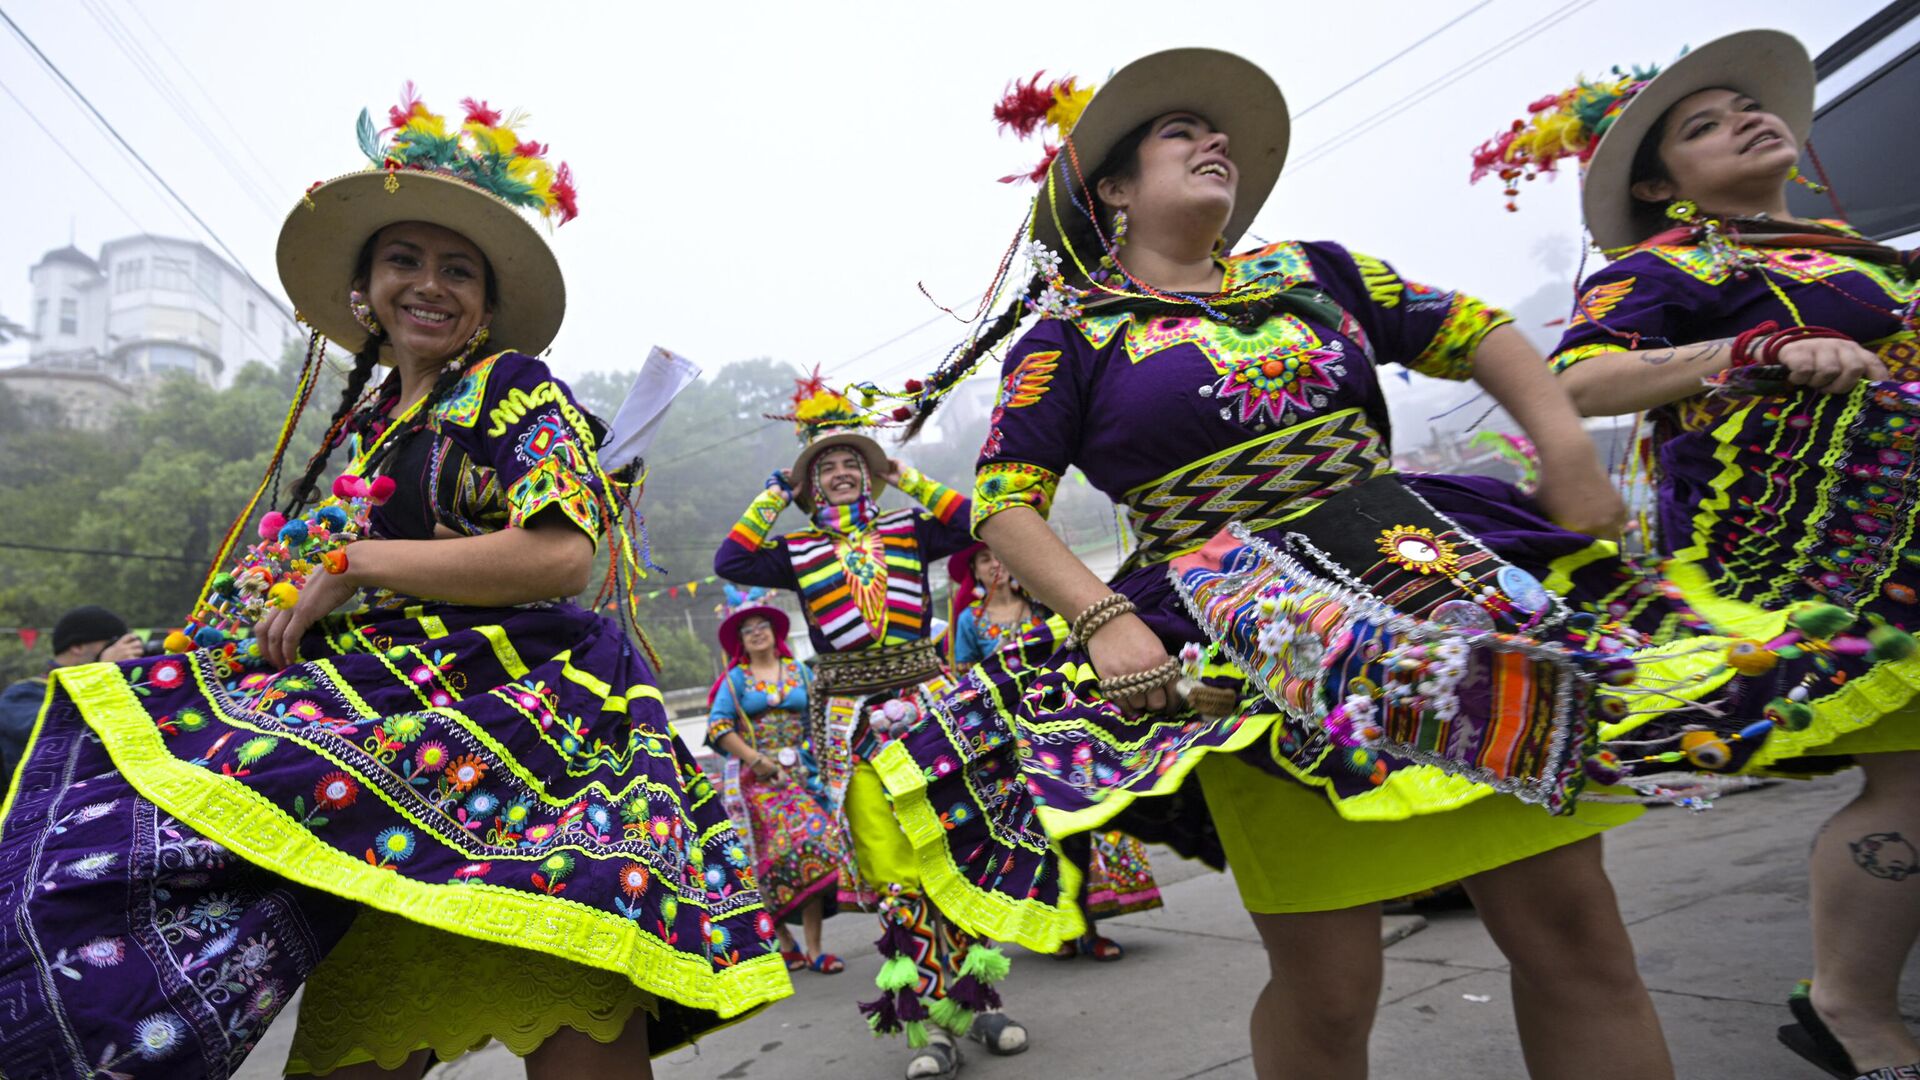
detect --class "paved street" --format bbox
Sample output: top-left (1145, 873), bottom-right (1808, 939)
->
top-left (239, 772), bottom-right (1919, 1079)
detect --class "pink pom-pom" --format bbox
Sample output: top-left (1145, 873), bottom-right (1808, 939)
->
top-left (257, 512), bottom-right (287, 540)
top-left (331, 475), bottom-right (363, 500)
top-left (366, 476), bottom-right (397, 504)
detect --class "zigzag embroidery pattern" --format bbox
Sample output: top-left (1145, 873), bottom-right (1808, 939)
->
top-left (1122, 409), bottom-right (1390, 565)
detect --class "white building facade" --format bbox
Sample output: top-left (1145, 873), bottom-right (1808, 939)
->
top-left (3, 235), bottom-right (295, 427)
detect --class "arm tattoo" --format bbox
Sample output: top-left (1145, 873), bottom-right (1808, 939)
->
top-left (1849, 831), bottom-right (1918, 881)
top-left (1637, 337), bottom-right (1733, 367)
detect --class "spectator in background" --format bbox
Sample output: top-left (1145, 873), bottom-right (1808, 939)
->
top-left (0, 606), bottom-right (141, 784)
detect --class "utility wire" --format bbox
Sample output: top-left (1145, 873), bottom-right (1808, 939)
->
top-left (1287, 0), bottom-right (1597, 174)
top-left (0, 539), bottom-right (203, 564)
top-left (0, 73), bottom-right (342, 384)
top-left (0, 5), bottom-right (297, 339)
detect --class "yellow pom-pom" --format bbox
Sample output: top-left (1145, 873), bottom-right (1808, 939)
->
top-left (268, 582), bottom-right (300, 610)
top-left (1725, 640), bottom-right (1778, 675)
top-left (1680, 730), bottom-right (1732, 770)
top-left (163, 630), bottom-right (194, 654)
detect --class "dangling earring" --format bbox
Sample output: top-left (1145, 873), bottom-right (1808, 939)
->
top-left (1098, 208), bottom-right (1130, 277)
top-left (451, 326), bottom-right (490, 368)
top-left (1212, 234), bottom-right (1227, 259)
top-left (1110, 208), bottom-right (1129, 248)
top-left (348, 289), bottom-right (382, 337)
top-left (1665, 199), bottom-right (1699, 223)
top-left (1788, 165), bottom-right (1828, 194)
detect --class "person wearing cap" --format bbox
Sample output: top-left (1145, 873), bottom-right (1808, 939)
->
top-left (861, 48), bottom-right (1772, 1079)
top-left (0, 87), bottom-right (787, 1079)
top-left (705, 586), bottom-right (846, 975)
top-left (1477, 30), bottom-right (1920, 1079)
top-left (945, 541), bottom-right (1162, 963)
top-left (715, 374), bottom-right (1027, 1078)
top-left (0, 606), bottom-right (142, 785)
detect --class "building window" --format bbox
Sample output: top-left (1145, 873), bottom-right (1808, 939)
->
top-left (146, 344), bottom-right (199, 376)
top-left (152, 256), bottom-right (192, 294)
top-left (196, 253), bottom-right (220, 296)
top-left (116, 258), bottom-right (145, 294)
top-left (59, 298), bottom-right (77, 335)
top-left (1788, 41), bottom-right (1920, 240)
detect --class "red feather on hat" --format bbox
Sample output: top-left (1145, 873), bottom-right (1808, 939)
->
top-left (994, 72), bottom-right (1057, 138)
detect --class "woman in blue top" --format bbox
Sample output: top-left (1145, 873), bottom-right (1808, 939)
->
top-left (707, 593), bottom-right (847, 973)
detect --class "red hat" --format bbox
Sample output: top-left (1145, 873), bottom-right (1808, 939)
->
top-left (716, 603), bottom-right (791, 664)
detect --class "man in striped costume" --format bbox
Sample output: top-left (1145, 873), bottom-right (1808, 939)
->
top-left (714, 373), bottom-right (1027, 1079)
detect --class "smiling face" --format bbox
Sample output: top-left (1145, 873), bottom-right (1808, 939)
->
top-left (359, 221), bottom-right (493, 364)
top-left (738, 616), bottom-right (777, 657)
top-left (813, 447), bottom-right (868, 507)
top-left (1631, 88), bottom-right (1799, 210)
top-left (1095, 111), bottom-right (1237, 244)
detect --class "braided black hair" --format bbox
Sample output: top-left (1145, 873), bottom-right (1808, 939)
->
top-left (902, 119), bottom-right (1154, 440)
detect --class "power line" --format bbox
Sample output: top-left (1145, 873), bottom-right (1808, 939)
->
top-left (0, 72), bottom-right (343, 384)
top-left (1294, 1), bottom-right (1494, 120)
top-left (76, 0), bottom-right (284, 219)
top-left (0, 5), bottom-right (294, 338)
top-left (0, 539), bottom-right (202, 564)
top-left (1287, 0), bottom-right (1598, 175)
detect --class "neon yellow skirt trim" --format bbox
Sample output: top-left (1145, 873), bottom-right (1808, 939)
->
top-left (52, 662), bottom-right (792, 1022)
top-left (873, 744), bottom-right (1086, 952)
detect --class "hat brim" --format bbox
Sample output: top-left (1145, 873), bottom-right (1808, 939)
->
top-left (1031, 48), bottom-right (1289, 266)
top-left (718, 604), bottom-right (791, 659)
top-left (1582, 29), bottom-right (1813, 253)
top-left (792, 432), bottom-right (890, 513)
top-left (277, 170), bottom-right (566, 355)
top-left (946, 541), bottom-right (988, 591)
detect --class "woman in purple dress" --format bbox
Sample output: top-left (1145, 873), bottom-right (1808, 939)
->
top-left (859, 48), bottom-right (1759, 1079)
top-left (1478, 30), bottom-right (1920, 1078)
top-left (0, 89), bottom-right (787, 1078)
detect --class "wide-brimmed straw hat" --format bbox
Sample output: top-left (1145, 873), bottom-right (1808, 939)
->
top-left (1470, 30), bottom-right (1812, 253)
top-left (1582, 30), bottom-right (1811, 251)
top-left (1003, 49), bottom-right (1290, 265)
top-left (769, 367), bottom-right (891, 513)
top-left (277, 85), bottom-right (578, 354)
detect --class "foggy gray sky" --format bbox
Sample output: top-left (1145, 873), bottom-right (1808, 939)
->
top-left (0, 0), bottom-right (1877, 413)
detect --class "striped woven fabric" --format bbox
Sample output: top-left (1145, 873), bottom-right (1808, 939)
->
top-left (783, 510), bottom-right (931, 652)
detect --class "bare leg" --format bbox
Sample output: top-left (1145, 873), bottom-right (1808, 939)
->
top-left (803, 894), bottom-right (826, 957)
top-left (1463, 836), bottom-right (1674, 1080)
top-left (292, 1052), bottom-right (430, 1079)
top-left (776, 921), bottom-right (798, 955)
top-left (524, 1021), bottom-right (652, 1080)
top-left (1247, 905), bottom-right (1383, 1080)
top-left (1808, 750), bottom-right (1920, 1070)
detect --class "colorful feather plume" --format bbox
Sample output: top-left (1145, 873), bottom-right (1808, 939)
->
top-left (1469, 63), bottom-right (1663, 211)
top-left (764, 366), bottom-right (891, 442)
top-left (358, 83), bottom-right (580, 225)
top-left (992, 71), bottom-right (1097, 185)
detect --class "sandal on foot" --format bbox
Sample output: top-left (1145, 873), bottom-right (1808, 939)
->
top-left (905, 1034), bottom-right (962, 1079)
top-left (1087, 935), bottom-right (1125, 962)
top-left (1051, 940), bottom-right (1079, 961)
top-left (780, 947), bottom-right (807, 971)
top-left (966, 1012), bottom-right (1029, 1056)
top-left (809, 952), bottom-right (845, 974)
top-left (1776, 984), bottom-right (1920, 1080)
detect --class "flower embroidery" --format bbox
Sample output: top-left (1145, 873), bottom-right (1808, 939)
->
top-left (444, 754), bottom-right (487, 792)
top-left (369, 826), bottom-right (417, 867)
top-left (314, 772), bottom-right (358, 811)
top-left (77, 936), bottom-right (125, 967)
top-left (619, 862), bottom-right (651, 898)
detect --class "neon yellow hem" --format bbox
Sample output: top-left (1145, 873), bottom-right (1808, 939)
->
top-left (0, 677), bottom-right (58, 841)
top-left (871, 741), bottom-right (1086, 952)
top-left (1662, 562), bottom-right (1920, 766)
top-left (50, 662), bottom-right (793, 1019)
